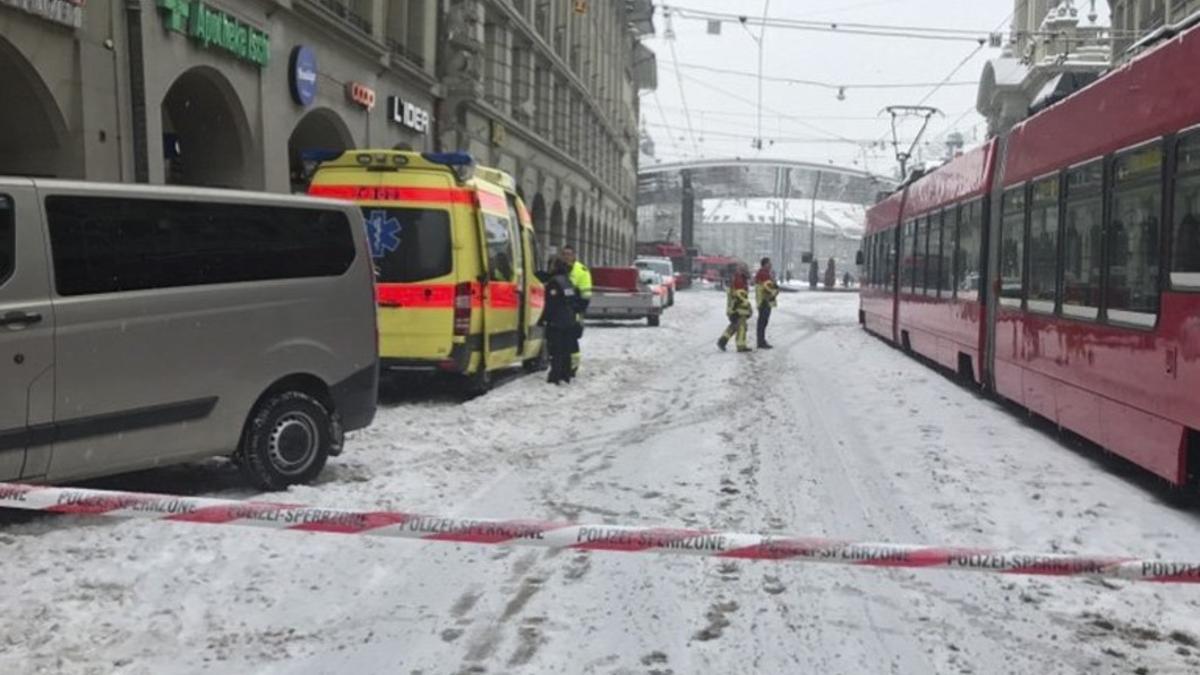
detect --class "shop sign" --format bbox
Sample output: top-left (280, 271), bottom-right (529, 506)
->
top-left (346, 82), bottom-right (376, 110)
top-left (388, 96), bottom-right (430, 134)
top-left (157, 0), bottom-right (270, 68)
top-left (0, 0), bottom-right (84, 28)
top-left (289, 45), bottom-right (317, 106)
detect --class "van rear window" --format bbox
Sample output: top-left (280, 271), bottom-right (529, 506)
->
top-left (0, 196), bottom-right (12, 286)
top-left (46, 196), bottom-right (356, 296)
top-left (363, 208), bottom-right (452, 283)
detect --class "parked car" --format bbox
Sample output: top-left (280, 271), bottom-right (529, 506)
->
top-left (0, 178), bottom-right (379, 489)
top-left (635, 257), bottom-right (676, 306)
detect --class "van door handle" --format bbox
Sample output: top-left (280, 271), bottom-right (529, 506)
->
top-left (0, 311), bottom-right (42, 327)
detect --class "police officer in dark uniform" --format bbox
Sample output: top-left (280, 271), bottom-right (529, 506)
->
top-left (540, 258), bottom-right (580, 385)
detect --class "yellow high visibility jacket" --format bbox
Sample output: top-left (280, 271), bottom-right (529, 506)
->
top-left (569, 261), bottom-right (593, 300)
top-left (727, 287), bottom-right (752, 318)
top-left (755, 276), bottom-right (780, 308)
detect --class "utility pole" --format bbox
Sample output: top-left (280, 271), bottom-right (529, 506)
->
top-left (808, 170), bottom-right (822, 289)
top-left (779, 167), bottom-right (790, 275)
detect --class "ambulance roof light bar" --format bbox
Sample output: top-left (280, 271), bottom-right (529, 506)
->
top-left (423, 152), bottom-right (476, 182)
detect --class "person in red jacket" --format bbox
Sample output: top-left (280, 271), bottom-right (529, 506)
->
top-left (754, 257), bottom-right (780, 349)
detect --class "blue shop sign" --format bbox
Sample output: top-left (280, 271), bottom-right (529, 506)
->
top-left (289, 45), bottom-right (318, 106)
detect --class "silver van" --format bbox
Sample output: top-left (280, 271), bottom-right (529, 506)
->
top-left (0, 178), bottom-right (378, 490)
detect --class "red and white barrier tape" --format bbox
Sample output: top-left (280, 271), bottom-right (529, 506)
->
top-left (2, 483), bottom-right (1198, 584)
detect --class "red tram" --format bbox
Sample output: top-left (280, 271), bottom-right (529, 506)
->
top-left (860, 25), bottom-right (1200, 486)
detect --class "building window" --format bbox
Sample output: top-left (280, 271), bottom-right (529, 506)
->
top-left (1172, 131), bottom-right (1200, 290)
top-left (1107, 142), bottom-right (1162, 326)
top-left (999, 186), bottom-right (1027, 307)
top-left (1028, 176), bottom-right (1060, 313)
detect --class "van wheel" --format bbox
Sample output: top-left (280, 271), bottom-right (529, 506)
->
top-left (238, 391), bottom-right (339, 491)
top-left (466, 367), bottom-right (492, 396)
top-left (668, 289), bottom-right (675, 306)
top-left (523, 342), bottom-right (549, 373)
top-left (648, 315), bottom-right (661, 327)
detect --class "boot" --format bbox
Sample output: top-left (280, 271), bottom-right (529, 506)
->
top-left (717, 337), bottom-right (728, 352)
top-left (758, 342), bottom-right (774, 350)
top-left (737, 346), bottom-right (752, 353)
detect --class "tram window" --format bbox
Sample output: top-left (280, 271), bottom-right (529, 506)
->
top-left (1171, 132), bottom-right (1200, 290)
top-left (925, 214), bottom-right (938, 296)
top-left (999, 186), bottom-right (1027, 307)
top-left (907, 219), bottom-right (916, 293)
top-left (934, 210), bottom-right (948, 297)
top-left (1063, 161), bottom-right (1104, 319)
top-left (1028, 177), bottom-right (1060, 313)
top-left (898, 221), bottom-right (913, 291)
top-left (887, 228), bottom-right (898, 291)
top-left (917, 217), bottom-right (930, 295)
top-left (956, 200), bottom-right (981, 302)
top-left (1107, 144), bottom-right (1162, 326)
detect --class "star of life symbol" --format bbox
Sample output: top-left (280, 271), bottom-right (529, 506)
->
top-left (365, 210), bottom-right (402, 259)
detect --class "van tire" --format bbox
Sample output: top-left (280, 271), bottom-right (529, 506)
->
top-left (239, 391), bottom-right (339, 491)
top-left (466, 367), bottom-right (492, 396)
top-left (648, 315), bottom-right (661, 327)
top-left (523, 342), bottom-right (549, 373)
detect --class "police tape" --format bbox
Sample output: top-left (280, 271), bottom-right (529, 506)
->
top-left (2, 482), bottom-right (1198, 584)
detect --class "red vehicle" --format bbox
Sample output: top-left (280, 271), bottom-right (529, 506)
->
top-left (693, 255), bottom-right (742, 286)
top-left (637, 241), bottom-right (692, 289)
top-left (860, 25), bottom-right (1200, 488)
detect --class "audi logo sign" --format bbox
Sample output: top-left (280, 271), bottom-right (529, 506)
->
top-left (346, 82), bottom-right (376, 110)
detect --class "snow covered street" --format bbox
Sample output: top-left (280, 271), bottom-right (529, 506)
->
top-left (6, 291), bottom-right (1200, 675)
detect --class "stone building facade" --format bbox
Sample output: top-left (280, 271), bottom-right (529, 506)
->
top-left (977, 0), bottom-right (1200, 136)
top-left (439, 0), bottom-right (656, 265)
top-left (1, 0), bottom-right (440, 192)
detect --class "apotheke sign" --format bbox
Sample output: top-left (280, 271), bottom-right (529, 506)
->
top-left (157, 0), bottom-right (270, 68)
top-left (1, 0), bottom-right (84, 28)
top-left (388, 96), bottom-right (430, 134)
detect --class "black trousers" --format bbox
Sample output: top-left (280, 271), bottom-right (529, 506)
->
top-left (757, 304), bottom-right (772, 345)
top-left (547, 325), bottom-right (575, 383)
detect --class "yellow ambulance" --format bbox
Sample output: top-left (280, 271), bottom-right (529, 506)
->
top-left (308, 150), bottom-right (546, 392)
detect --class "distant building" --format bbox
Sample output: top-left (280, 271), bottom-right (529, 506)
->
top-left (637, 159), bottom-right (894, 277)
top-left (978, 0), bottom-right (1200, 136)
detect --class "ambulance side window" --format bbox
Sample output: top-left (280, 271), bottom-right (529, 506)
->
top-left (483, 213), bottom-right (515, 282)
top-left (505, 195), bottom-right (526, 282)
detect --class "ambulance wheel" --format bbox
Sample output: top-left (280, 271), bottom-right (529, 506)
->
top-left (523, 343), bottom-right (549, 373)
top-left (238, 391), bottom-right (338, 491)
top-left (465, 366), bottom-right (493, 396)
top-left (648, 315), bottom-right (661, 327)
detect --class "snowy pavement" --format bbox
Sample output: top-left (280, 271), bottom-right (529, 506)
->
top-left (5, 291), bottom-right (1200, 675)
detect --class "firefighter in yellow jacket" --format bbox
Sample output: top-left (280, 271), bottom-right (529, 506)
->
top-left (754, 257), bottom-right (780, 349)
top-left (717, 265), bottom-right (753, 353)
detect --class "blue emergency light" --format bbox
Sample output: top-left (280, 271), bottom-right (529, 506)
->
top-left (300, 149), bottom-right (344, 163)
top-left (422, 152), bottom-right (474, 167)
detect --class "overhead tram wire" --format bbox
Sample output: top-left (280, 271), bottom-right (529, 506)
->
top-left (661, 5), bottom-right (1141, 42)
top-left (664, 12), bottom-right (701, 155)
top-left (674, 71), bottom-right (858, 145)
top-left (664, 60), bottom-right (979, 92)
top-left (650, 90), bottom-right (688, 158)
